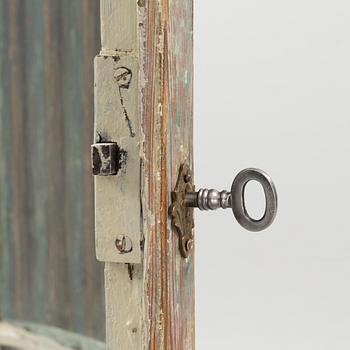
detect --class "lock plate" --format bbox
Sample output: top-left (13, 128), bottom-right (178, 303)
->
top-left (169, 164), bottom-right (195, 258)
top-left (93, 54), bottom-right (141, 264)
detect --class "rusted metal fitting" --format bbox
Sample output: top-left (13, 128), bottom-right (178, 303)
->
top-left (91, 142), bottom-right (127, 176)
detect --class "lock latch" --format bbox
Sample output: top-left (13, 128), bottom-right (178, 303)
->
top-left (91, 142), bottom-right (127, 176)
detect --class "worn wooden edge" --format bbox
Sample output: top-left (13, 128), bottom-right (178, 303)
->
top-left (0, 321), bottom-right (105, 350)
top-left (99, 0), bottom-right (195, 349)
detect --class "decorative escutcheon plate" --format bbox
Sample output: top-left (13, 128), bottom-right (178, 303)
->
top-left (169, 164), bottom-right (195, 258)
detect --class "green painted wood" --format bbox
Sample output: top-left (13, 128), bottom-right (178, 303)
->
top-left (0, 0), bottom-right (104, 341)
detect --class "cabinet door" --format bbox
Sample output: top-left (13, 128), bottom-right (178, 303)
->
top-left (94, 1), bottom-right (195, 349)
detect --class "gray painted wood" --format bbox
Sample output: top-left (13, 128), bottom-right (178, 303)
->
top-left (0, 0), bottom-right (105, 341)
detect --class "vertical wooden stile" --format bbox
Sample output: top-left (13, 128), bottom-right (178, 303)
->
top-left (96, 0), bottom-right (194, 349)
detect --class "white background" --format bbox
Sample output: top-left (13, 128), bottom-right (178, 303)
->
top-left (194, 1), bottom-right (350, 349)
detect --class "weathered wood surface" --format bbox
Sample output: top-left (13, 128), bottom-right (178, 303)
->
top-left (97, 0), bottom-right (194, 349)
top-left (140, 0), bottom-right (195, 347)
top-left (0, 0), bottom-right (105, 340)
top-left (0, 322), bottom-right (73, 350)
top-left (0, 322), bottom-right (105, 350)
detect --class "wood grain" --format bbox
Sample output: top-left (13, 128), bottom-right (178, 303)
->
top-left (0, 0), bottom-right (105, 341)
top-left (141, 1), bottom-right (195, 348)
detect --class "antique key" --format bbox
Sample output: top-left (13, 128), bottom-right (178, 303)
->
top-left (185, 168), bottom-right (278, 232)
top-left (170, 166), bottom-right (278, 257)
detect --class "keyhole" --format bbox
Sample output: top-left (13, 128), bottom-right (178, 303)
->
top-left (243, 180), bottom-right (266, 220)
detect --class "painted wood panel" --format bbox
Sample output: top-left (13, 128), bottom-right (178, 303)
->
top-left (98, 0), bottom-right (195, 349)
top-left (0, 0), bottom-right (105, 341)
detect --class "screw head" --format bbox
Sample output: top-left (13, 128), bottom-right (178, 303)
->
top-left (185, 238), bottom-right (194, 252)
top-left (184, 174), bottom-right (192, 183)
top-left (115, 235), bottom-right (133, 253)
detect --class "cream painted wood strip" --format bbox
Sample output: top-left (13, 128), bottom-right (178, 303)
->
top-left (100, 0), bottom-right (137, 52)
top-left (97, 0), bottom-right (144, 348)
top-left (0, 322), bottom-right (74, 350)
top-left (105, 263), bottom-right (143, 349)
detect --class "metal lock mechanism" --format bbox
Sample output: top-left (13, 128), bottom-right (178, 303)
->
top-left (169, 164), bottom-right (278, 258)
